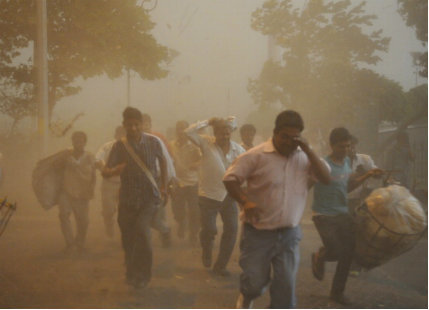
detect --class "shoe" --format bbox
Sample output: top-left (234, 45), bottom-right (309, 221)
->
top-left (236, 293), bottom-right (253, 308)
top-left (202, 248), bottom-right (212, 268)
top-left (329, 294), bottom-right (352, 306)
top-left (212, 267), bottom-right (231, 277)
top-left (311, 252), bottom-right (324, 281)
top-left (161, 231), bottom-right (172, 248)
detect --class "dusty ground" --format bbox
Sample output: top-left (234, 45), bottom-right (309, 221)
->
top-left (0, 170), bottom-right (427, 308)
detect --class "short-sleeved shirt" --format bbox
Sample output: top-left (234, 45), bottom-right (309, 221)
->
top-left (223, 139), bottom-right (314, 230)
top-left (348, 153), bottom-right (377, 199)
top-left (170, 139), bottom-right (201, 187)
top-left (106, 133), bottom-right (163, 210)
top-left (312, 156), bottom-right (352, 215)
top-left (186, 120), bottom-right (245, 201)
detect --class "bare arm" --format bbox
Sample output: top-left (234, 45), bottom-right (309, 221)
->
top-left (223, 180), bottom-right (259, 223)
top-left (295, 137), bottom-right (331, 184)
top-left (348, 168), bottom-right (384, 192)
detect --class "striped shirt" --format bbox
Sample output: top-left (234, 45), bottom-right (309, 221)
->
top-left (107, 133), bottom-right (163, 210)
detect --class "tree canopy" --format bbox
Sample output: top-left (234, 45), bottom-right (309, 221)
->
top-left (248, 0), bottom-right (407, 134)
top-left (397, 0), bottom-right (427, 77)
top-left (0, 0), bottom-right (172, 124)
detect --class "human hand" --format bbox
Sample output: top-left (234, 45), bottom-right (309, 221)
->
top-left (293, 136), bottom-right (310, 152)
top-left (113, 162), bottom-right (127, 175)
top-left (368, 168), bottom-right (384, 178)
top-left (242, 200), bottom-right (260, 223)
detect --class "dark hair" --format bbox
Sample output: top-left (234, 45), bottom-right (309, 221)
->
top-left (141, 113), bottom-right (152, 123)
top-left (123, 107), bottom-right (142, 121)
top-left (274, 110), bottom-right (304, 132)
top-left (350, 135), bottom-right (359, 145)
top-left (71, 131), bottom-right (87, 142)
top-left (240, 124), bottom-right (256, 135)
top-left (329, 127), bottom-right (351, 145)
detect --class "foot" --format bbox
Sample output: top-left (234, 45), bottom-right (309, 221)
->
top-left (212, 267), bottom-right (231, 277)
top-left (236, 293), bottom-right (253, 309)
top-left (202, 248), bottom-right (212, 268)
top-left (311, 252), bottom-right (324, 281)
top-left (329, 294), bottom-right (352, 306)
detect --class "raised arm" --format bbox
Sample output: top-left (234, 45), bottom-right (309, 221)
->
top-left (295, 137), bottom-right (331, 184)
top-left (184, 120), bottom-right (209, 148)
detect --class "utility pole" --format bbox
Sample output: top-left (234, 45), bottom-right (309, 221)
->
top-left (126, 68), bottom-right (131, 106)
top-left (36, 0), bottom-right (49, 156)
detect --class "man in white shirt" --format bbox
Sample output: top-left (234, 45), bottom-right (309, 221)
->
top-left (95, 126), bottom-right (125, 238)
top-left (223, 110), bottom-right (330, 308)
top-left (348, 135), bottom-right (378, 214)
top-left (185, 117), bottom-right (245, 276)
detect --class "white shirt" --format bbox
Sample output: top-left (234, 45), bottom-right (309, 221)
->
top-left (147, 134), bottom-right (176, 184)
top-left (223, 139), bottom-right (313, 230)
top-left (96, 140), bottom-right (120, 183)
top-left (186, 120), bottom-right (245, 201)
top-left (348, 153), bottom-right (377, 199)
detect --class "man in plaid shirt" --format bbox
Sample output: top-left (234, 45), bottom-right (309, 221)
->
top-left (103, 107), bottom-right (167, 289)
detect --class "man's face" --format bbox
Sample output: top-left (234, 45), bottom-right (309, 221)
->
top-left (272, 127), bottom-right (301, 156)
top-left (142, 120), bottom-right (152, 133)
top-left (241, 131), bottom-right (255, 146)
top-left (123, 118), bottom-right (143, 140)
top-left (214, 126), bottom-right (232, 147)
top-left (176, 123), bottom-right (188, 141)
top-left (348, 143), bottom-right (357, 158)
top-left (72, 136), bottom-right (86, 152)
top-left (331, 140), bottom-right (351, 159)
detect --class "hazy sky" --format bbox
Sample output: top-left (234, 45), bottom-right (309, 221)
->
top-left (6, 0), bottom-right (426, 149)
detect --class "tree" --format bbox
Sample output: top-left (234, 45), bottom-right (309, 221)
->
top-left (249, 0), bottom-right (403, 136)
top-left (398, 0), bottom-right (427, 77)
top-left (0, 0), bottom-right (172, 124)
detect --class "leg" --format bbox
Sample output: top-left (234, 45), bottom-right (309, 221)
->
top-left (101, 181), bottom-right (119, 238)
top-left (186, 185), bottom-right (200, 244)
top-left (330, 216), bottom-right (355, 299)
top-left (73, 198), bottom-right (89, 249)
top-left (270, 226), bottom-right (301, 309)
top-left (199, 196), bottom-right (220, 268)
top-left (238, 224), bottom-right (274, 307)
top-left (171, 186), bottom-right (187, 238)
top-left (58, 192), bottom-right (75, 248)
top-left (213, 196), bottom-right (238, 272)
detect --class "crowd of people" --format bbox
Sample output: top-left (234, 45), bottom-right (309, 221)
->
top-left (44, 106), bottom-right (417, 308)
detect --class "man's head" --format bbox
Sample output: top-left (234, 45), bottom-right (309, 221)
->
top-left (71, 131), bottom-right (87, 152)
top-left (141, 113), bottom-right (152, 133)
top-left (114, 126), bottom-right (126, 140)
top-left (211, 118), bottom-right (233, 147)
top-left (176, 120), bottom-right (189, 141)
top-left (240, 124), bottom-right (256, 147)
top-left (329, 127), bottom-right (352, 159)
top-left (272, 110), bottom-right (304, 156)
top-left (348, 135), bottom-right (358, 158)
top-left (122, 107), bottom-right (143, 140)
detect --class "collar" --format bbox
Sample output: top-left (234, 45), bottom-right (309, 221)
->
top-left (263, 138), bottom-right (302, 155)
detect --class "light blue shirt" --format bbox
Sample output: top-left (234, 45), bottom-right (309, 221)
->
top-left (312, 156), bottom-right (352, 215)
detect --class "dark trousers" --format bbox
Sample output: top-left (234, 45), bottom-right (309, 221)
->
top-left (199, 195), bottom-right (238, 269)
top-left (312, 214), bottom-right (355, 297)
top-left (171, 184), bottom-right (199, 238)
top-left (118, 203), bottom-right (158, 283)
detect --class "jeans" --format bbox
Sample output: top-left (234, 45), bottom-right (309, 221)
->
top-left (171, 185), bottom-right (199, 238)
top-left (118, 203), bottom-right (158, 283)
top-left (58, 191), bottom-right (89, 248)
top-left (199, 195), bottom-right (238, 270)
top-left (239, 223), bottom-right (302, 309)
top-left (312, 214), bottom-right (355, 297)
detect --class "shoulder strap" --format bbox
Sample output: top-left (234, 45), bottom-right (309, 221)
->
top-left (121, 137), bottom-right (160, 194)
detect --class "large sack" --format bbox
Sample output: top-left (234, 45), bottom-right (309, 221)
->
top-left (32, 150), bottom-right (70, 210)
top-left (354, 185), bottom-right (427, 269)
